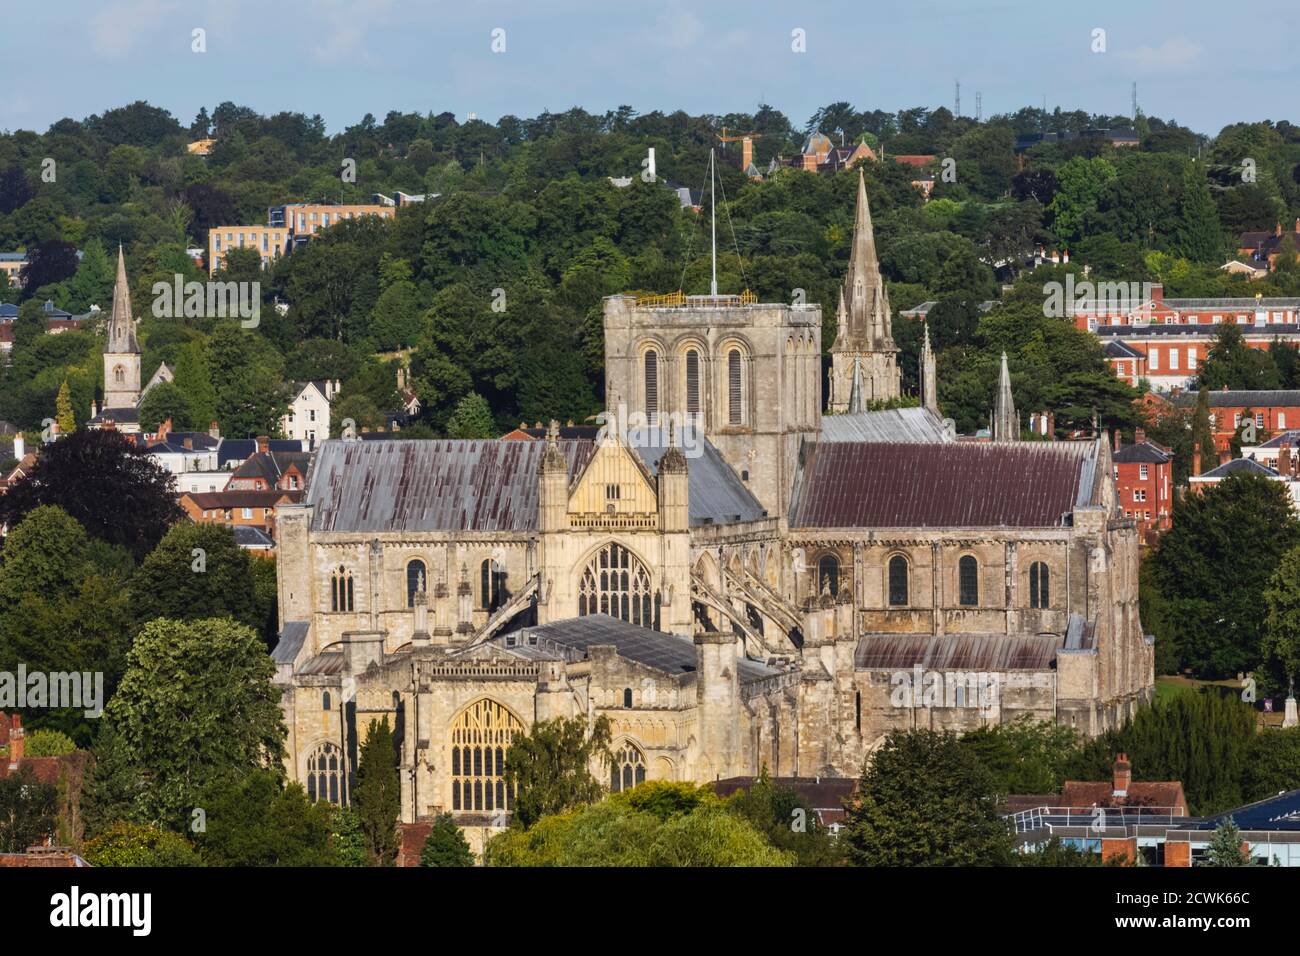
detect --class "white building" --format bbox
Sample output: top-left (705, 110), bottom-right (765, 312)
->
top-left (281, 381), bottom-right (336, 449)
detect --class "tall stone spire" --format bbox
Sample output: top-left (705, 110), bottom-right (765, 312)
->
top-left (101, 245), bottom-right (142, 413)
top-left (829, 167), bottom-right (899, 412)
top-left (992, 352), bottom-right (1018, 442)
top-left (105, 245), bottom-right (138, 356)
top-left (919, 322), bottom-right (938, 414)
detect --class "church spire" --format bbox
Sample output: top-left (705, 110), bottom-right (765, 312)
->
top-left (105, 245), bottom-right (138, 356)
top-left (838, 167), bottom-right (892, 351)
top-left (920, 322), bottom-right (938, 414)
top-left (992, 351), bottom-right (1018, 442)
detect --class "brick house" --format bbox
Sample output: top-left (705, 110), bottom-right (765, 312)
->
top-left (0, 713), bottom-right (90, 848)
top-left (1112, 430), bottom-right (1173, 545)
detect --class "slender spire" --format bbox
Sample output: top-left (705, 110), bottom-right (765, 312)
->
top-left (848, 358), bottom-right (865, 414)
top-left (105, 245), bottom-right (138, 356)
top-left (992, 351), bottom-right (1018, 442)
top-left (920, 322), bottom-right (938, 414)
top-left (838, 168), bottom-right (892, 350)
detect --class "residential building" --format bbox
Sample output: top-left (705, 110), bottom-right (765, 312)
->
top-left (226, 440), bottom-right (312, 492)
top-left (180, 488), bottom-right (303, 541)
top-left (281, 381), bottom-right (337, 448)
top-left (207, 224), bottom-right (291, 274)
top-left (1169, 389), bottom-right (1300, 458)
top-left (1237, 220), bottom-right (1300, 272)
top-left (1188, 455), bottom-right (1300, 510)
top-left (1112, 430), bottom-right (1174, 544)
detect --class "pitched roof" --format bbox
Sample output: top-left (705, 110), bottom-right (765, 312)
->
top-left (789, 441), bottom-right (1098, 529)
top-left (232, 525), bottom-right (275, 547)
top-left (1113, 441), bottom-right (1172, 464)
top-left (1175, 389), bottom-right (1300, 408)
top-left (854, 633), bottom-right (1070, 671)
top-left (182, 489), bottom-right (301, 509)
top-left (1103, 339), bottom-right (1143, 359)
top-left (306, 438), bottom-right (595, 533)
top-left (628, 431), bottom-right (767, 525)
top-left (819, 407), bottom-right (952, 443)
top-left (1194, 457), bottom-right (1278, 479)
top-left (230, 449), bottom-right (312, 484)
top-left (215, 438), bottom-right (302, 468)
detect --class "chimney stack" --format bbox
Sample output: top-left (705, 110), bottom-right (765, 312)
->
top-left (1281, 444), bottom-right (1292, 479)
top-left (256, 435), bottom-right (270, 455)
top-left (1112, 752), bottom-right (1131, 796)
top-left (1114, 430), bottom-right (1122, 453)
top-left (8, 714), bottom-right (23, 767)
top-left (1135, 427), bottom-right (1146, 445)
top-left (1193, 447), bottom-right (1202, 477)
top-left (183, 436), bottom-right (193, 451)
top-left (209, 420), bottom-right (220, 440)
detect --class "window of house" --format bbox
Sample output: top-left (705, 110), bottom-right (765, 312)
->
top-left (1134, 489), bottom-right (1146, 502)
top-left (1139, 464), bottom-right (1148, 480)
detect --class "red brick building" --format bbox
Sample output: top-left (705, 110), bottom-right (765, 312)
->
top-left (1112, 430), bottom-right (1173, 545)
top-left (1170, 389), bottom-right (1300, 459)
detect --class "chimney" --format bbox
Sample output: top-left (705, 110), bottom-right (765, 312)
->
top-left (183, 436), bottom-right (193, 451)
top-left (209, 420), bottom-right (220, 440)
top-left (1112, 752), bottom-right (1131, 796)
top-left (1114, 431), bottom-right (1122, 453)
top-left (158, 417), bottom-right (172, 440)
top-left (1135, 427), bottom-right (1146, 445)
top-left (8, 714), bottom-right (23, 767)
top-left (1151, 283), bottom-right (1164, 306)
top-left (1281, 444), bottom-right (1292, 479)
top-left (12, 432), bottom-right (24, 461)
top-left (1193, 447), bottom-right (1202, 476)
top-left (256, 435), bottom-right (269, 455)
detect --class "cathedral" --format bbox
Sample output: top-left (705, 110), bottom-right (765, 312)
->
top-left (272, 169), bottom-right (1153, 842)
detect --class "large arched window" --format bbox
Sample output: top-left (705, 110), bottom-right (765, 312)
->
top-left (727, 348), bottom-right (743, 425)
top-left (1029, 561), bottom-right (1050, 609)
top-left (450, 699), bottom-right (523, 814)
top-left (817, 554), bottom-right (839, 597)
top-left (578, 543), bottom-right (657, 628)
top-left (610, 741), bottom-right (647, 793)
top-left (684, 348), bottom-right (701, 420)
top-left (480, 558), bottom-right (506, 611)
top-left (888, 555), bottom-right (909, 607)
top-left (958, 555), bottom-right (978, 606)
top-left (331, 567), bottom-right (354, 611)
top-left (643, 350), bottom-right (659, 423)
top-left (306, 742), bottom-right (344, 805)
top-left (406, 559), bottom-right (427, 607)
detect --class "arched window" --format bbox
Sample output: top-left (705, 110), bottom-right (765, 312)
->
top-left (610, 742), bottom-right (646, 793)
top-left (331, 567), bottom-right (354, 611)
top-left (480, 558), bottom-right (506, 611)
top-left (727, 348), bottom-right (743, 425)
top-left (578, 543), bottom-right (657, 628)
top-left (685, 348), bottom-right (701, 418)
top-left (113, 364), bottom-right (125, 384)
top-left (450, 699), bottom-right (523, 814)
top-left (306, 743), bottom-right (344, 805)
top-left (958, 555), bottom-right (978, 606)
top-left (888, 555), bottom-right (909, 607)
top-left (406, 559), bottom-right (426, 607)
top-left (321, 691), bottom-right (330, 711)
top-left (623, 687), bottom-right (633, 708)
top-left (1029, 561), bottom-right (1050, 609)
top-left (817, 554), bottom-right (839, 597)
top-left (644, 350), bottom-right (659, 423)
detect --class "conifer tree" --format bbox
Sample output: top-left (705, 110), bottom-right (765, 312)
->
top-left (55, 379), bottom-right (76, 434)
top-left (354, 717), bottom-right (402, 865)
top-left (1206, 816), bottom-right (1252, 866)
top-left (1175, 162), bottom-right (1223, 263)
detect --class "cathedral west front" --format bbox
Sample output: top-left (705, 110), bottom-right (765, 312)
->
top-left (271, 170), bottom-right (1154, 841)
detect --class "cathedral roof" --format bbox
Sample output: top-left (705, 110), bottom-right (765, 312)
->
top-left (630, 429), bottom-right (767, 525)
top-left (818, 407), bottom-right (953, 443)
top-left (789, 440), bottom-right (1099, 529)
top-left (305, 438), bottom-right (594, 533)
top-left (854, 632), bottom-right (1065, 671)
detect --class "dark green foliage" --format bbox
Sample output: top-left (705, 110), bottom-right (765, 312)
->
top-left (129, 522), bottom-right (263, 634)
top-left (1205, 817), bottom-right (1253, 866)
top-left (419, 812), bottom-right (475, 867)
top-left (0, 765), bottom-right (59, 852)
top-left (0, 429), bottom-right (182, 561)
top-left (354, 717), bottom-right (401, 865)
top-left (504, 715), bottom-right (612, 829)
top-left (192, 769), bottom-right (338, 867)
top-left (957, 717), bottom-right (1083, 794)
top-left (843, 730), bottom-right (1014, 866)
top-left (722, 770), bottom-right (845, 866)
top-left (1197, 323), bottom-right (1281, 391)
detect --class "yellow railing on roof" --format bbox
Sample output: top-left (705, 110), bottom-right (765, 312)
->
top-left (635, 289), bottom-right (758, 307)
top-left (636, 290), bottom-right (686, 307)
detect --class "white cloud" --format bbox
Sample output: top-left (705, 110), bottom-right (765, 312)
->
top-left (1119, 37), bottom-right (1202, 73)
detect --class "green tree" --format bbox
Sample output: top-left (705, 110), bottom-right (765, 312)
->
top-left (0, 765), bottom-right (58, 852)
top-left (419, 812), bottom-right (475, 867)
top-left (444, 392), bottom-right (497, 438)
top-left (843, 729), bottom-right (1014, 866)
top-left (722, 769), bottom-right (845, 865)
top-left (958, 717), bottom-right (1083, 794)
top-left (192, 769), bottom-right (338, 867)
top-left (82, 821), bottom-right (201, 867)
top-left (0, 505), bottom-right (93, 605)
top-left (136, 380), bottom-right (193, 433)
top-left (129, 522), bottom-right (262, 635)
top-left (55, 379), bottom-right (76, 433)
top-left (354, 717), bottom-right (401, 865)
top-left (331, 806), bottom-right (370, 867)
top-left (1197, 322), bottom-right (1280, 391)
top-left (1205, 816), bottom-right (1252, 866)
top-left (1175, 162), bottom-right (1224, 263)
top-left (104, 617), bottom-right (286, 828)
top-left (1191, 387), bottom-right (1218, 474)
top-left (504, 715), bottom-right (612, 829)
top-left (1263, 544), bottom-right (1300, 687)
top-left (24, 729), bottom-right (77, 757)
top-left (1245, 728), bottom-right (1300, 800)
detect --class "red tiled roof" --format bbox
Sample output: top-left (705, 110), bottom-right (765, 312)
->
top-left (789, 441), bottom-right (1097, 529)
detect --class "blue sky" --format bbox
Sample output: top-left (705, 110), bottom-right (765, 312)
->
top-left (2, 0), bottom-right (1295, 136)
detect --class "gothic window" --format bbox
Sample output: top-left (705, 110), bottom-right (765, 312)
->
top-left (623, 687), bottom-right (633, 708)
top-left (817, 554), bottom-right (839, 598)
top-left (958, 555), bottom-right (978, 606)
top-left (644, 350), bottom-right (659, 423)
top-left (727, 348), bottom-right (743, 425)
top-left (610, 742), bottom-right (647, 793)
top-left (113, 365), bottom-right (125, 384)
top-left (306, 743), bottom-right (344, 805)
top-left (685, 348), bottom-right (701, 419)
top-left (1029, 561), bottom-right (1050, 609)
top-left (480, 558), bottom-right (507, 611)
top-left (322, 691), bottom-right (330, 711)
top-left (888, 555), bottom-right (909, 607)
top-left (577, 543), bottom-right (656, 628)
top-left (450, 699), bottom-right (523, 814)
top-left (331, 567), bottom-right (354, 611)
top-left (406, 559), bottom-right (427, 607)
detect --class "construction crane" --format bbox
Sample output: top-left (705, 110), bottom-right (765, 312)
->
top-left (715, 128), bottom-right (762, 149)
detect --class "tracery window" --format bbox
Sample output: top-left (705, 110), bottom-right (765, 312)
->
top-left (331, 567), bottom-right (354, 611)
top-left (306, 742), bottom-right (344, 805)
top-left (480, 558), bottom-right (506, 611)
top-left (450, 699), bottom-right (523, 814)
top-left (577, 543), bottom-right (657, 628)
top-left (610, 742), bottom-right (646, 793)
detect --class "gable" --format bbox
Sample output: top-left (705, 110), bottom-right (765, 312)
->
top-left (568, 439), bottom-right (658, 525)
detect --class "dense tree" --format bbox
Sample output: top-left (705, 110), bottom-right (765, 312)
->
top-left (1205, 817), bottom-right (1253, 866)
top-left (129, 522), bottom-right (263, 634)
top-left (0, 766), bottom-right (59, 852)
top-left (958, 717), bottom-right (1082, 794)
top-left (1176, 162), bottom-right (1224, 262)
top-left (504, 715), bottom-right (612, 829)
top-left (82, 821), bottom-right (201, 867)
top-left (136, 380), bottom-right (192, 432)
top-left (354, 717), bottom-right (402, 865)
top-left (192, 770), bottom-right (338, 867)
top-left (1197, 322), bottom-right (1281, 391)
top-left (0, 429), bottom-right (182, 561)
top-left (419, 813), bottom-right (475, 867)
top-left (843, 730), bottom-right (1014, 866)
